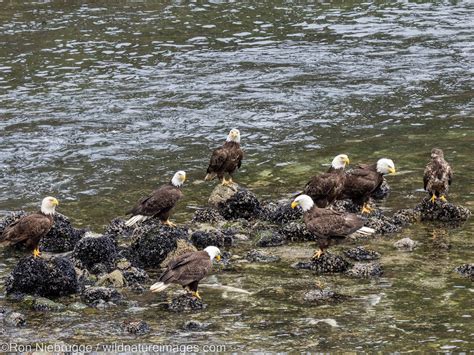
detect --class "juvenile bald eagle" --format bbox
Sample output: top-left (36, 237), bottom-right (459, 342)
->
top-left (205, 129), bottom-right (243, 186)
top-left (291, 195), bottom-right (374, 258)
top-left (150, 246), bottom-right (221, 299)
top-left (342, 158), bottom-right (396, 213)
top-left (125, 171), bottom-right (186, 227)
top-left (423, 148), bottom-right (453, 203)
top-left (0, 196), bottom-right (59, 258)
top-left (303, 154), bottom-right (350, 208)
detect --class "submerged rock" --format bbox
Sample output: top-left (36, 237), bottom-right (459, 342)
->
top-left (245, 249), bottom-right (280, 263)
top-left (167, 294), bottom-right (207, 312)
top-left (455, 264), bottom-right (473, 280)
top-left (344, 247), bottom-right (380, 261)
top-left (260, 200), bottom-right (302, 224)
top-left (81, 286), bottom-right (123, 307)
top-left (303, 289), bottom-right (346, 304)
top-left (39, 213), bottom-right (86, 253)
top-left (415, 197), bottom-right (471, 223)
top-left (255, 230), bottom-right (287, 247)
top-left (209, 184), bottom-right (261, 220)
top-left (394, 237), bottom-right (418, 251)
top-left (346, 262), bottom-right (383, 278)
top-left (22, 295), bottom-right (66, 312)
top-left (72, 235), bottom-right (117, 273)
top-left (183, 320), bottom-right (208, 331)
top-left (292, 253), bottom-right (352, 274)
top-left (4, 311), bottom-right (26, 327)
top-left (122, 320), bottom-right (150, 335)
top-left (191, 208), bottom-right (224, 224)
top-left (5, 256), bottom-right (78, 297)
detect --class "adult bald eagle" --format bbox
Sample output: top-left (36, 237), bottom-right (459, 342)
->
top-left (342, 158), bottom-right (396, 213)
top-left (423, 148), bottom-right (453, 203)
top-left (205, 129), bottom-right (243, 186)
top-left (150, 246), bottom-right (221, 299)
top-left (303, 154), bottom-right (350, 208)
top-left (0, 196), bottom-right (59, 257)
top-left (291, 195), bottom-right (374, 258)
top-left (125, 171), bottom-right (186, 227)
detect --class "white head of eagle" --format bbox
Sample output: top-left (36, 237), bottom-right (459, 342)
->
top-left (41, 196), bottom-right (59, 215)
top-left (226, 129), bottom-right (241, 143)
top-left (291, 194), bottom-right (314, 212)
top-left (332, 154), bottom-right (350, 169)
top-left (204, 246), bottom-right (222, 261)
top-left (171, 171), bottom-right (186, 187)
top-left (377, 158), bottom-right (396, 175)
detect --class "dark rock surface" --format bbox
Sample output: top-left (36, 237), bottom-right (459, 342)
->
top-left (394, 237), bottom-right (418, 251)
top-left (167, 294), bottom-right (207, 312)
top-left (454, 264), bottom-right (473, 280)
top-left (4, 311), bottom-right (26, 327)
top-left (191, 230), bottom-right (227, 249)
top-left (415, 198), bottom-right (471, 223)
top-left (344, 246), bottom-right (380, 261)
top-left (122, 320), bottom-right (150, 335)
top-left (245, 249), bottom-right (280, 263)
top-left (72, 235), bottom-right (117, 273)
top-left (391, 209), bottom-right (421, 226)
top-left (371, 179), bottom-right (391, 200)
top-left (183, 320), bottom-right (209, 331)
top-left (0, 211), bottom-right (27, 235)
top-left (279, 221), bottom-right (313, 242)
top-left (81, 286), bottom-right (123, 306)
top-left (5, 256), bottom-right (78, 297)
top-left (260, 200), bottom-right (302, 224)
top-left (292, 253), bottom-right (352, 274)
top-left (346, 262), bottom-right (383, 278)
top-left (303, 289), bottom-right (346, 304)
top-left (209, 185), bottom-right (261, 220)
top-left (191, 208), bottom-right (224, 224)
top-left (39, 213), bottom-right (86, 253)
top-left (255, 230), bottom-right (287, 247)
top-left (103, 218), bottom-right (134, 240)
top-left (365, 215), bottom-right (401, 235)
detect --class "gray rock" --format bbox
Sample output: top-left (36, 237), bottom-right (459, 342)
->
top-left (4, 312), bottom-right (26, 327)
top-left (81, 286), bottom-right (123, 306)
top-left (97, 270), bottom-right (126, 288)
top-left (255, 230), bottom-right (287, 247)
top-left (183, 320), bottom-right (208, 331)
top-left (191, 208), bottom-right (224, 224)
top-left (72, 235), bottom-right (117, 273)
top-left (455, 264), bottom-right (473, 280)
top-left (245, 249), bottom-right (280, 263)
top-left (167, 294), bottom-right (207, 313)
top-left (103, 218), bottom-right (134, 240)
top-left (122, 320), bottom-right (150, 335)
top-left (292, 253), bottom-right (352, 274)
top-left (122, 267), bottom-right (149, 285)
top-left (344, 247), bottom-right (380, 261)
top-left (303, 289), bottom-right (346, 304)
top-left (209, 185), bottom-right (261, 220)
top-left (346, 262), bottom-right (383, 278)
top-left (364, 215), bottom-right (401, 234)
top-left (22, 295), bottom-right (66, 312)
top-left (279, 221), bottom-right (313, 242)
top-left (394, 237), bottom-right (418, 251)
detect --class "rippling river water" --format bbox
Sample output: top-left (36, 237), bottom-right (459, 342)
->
top-left (0, 0), bottom-right (473, 351)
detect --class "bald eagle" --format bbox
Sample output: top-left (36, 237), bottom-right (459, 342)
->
top-left (291, 195), bottom-right (374, 258)
top-left (150, 246), bottom-right (221, 299)
top-left (342, 158), bottom-right (396, 213)
top-left (303, 154), bottom-right (350, 208)
top-left (423, 148), bottom-right (453, 203)
top-left (125, 171), bottom-right (186, 227)
top-left (204, 129), bottom-right (243, 187)
top-left (0, 196), bottom-right (59, 258)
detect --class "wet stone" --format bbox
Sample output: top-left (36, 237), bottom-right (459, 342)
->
top-left (415, 197), bottom-right (471, 223)
top-left (260, 200), bottom-right (302, 224)
top-left (191, 208), bottom-right (224, 224)
top-left (303, 289), bottom-right (346, 304)
top-left (183, 320), bottom-right (208, 331)
top-left (122, 320), bottom-right (150, 335)
top-left (39, 213), bottom-right (86, 253)
top-left (0, 211), bottom-right (27, 235)
top-left (4, 312), bottom-right (26, 327)
top-left (81, 286), bottom-right (123, 307)
top-left (72, 235), bottom-right (117, 273)
top-left (279, 221), bottom-right (313, 242)
top-left (191, 230), bottom-right (227, 249)
top-left (97, 270), bottom-right (126, 288)
top-left (454, 264), bottom-right (473, 280)
top-left (22, 296), bottom-right (66, 312)
top-left (346, 262), bottom-right (383, 278)
top-left (245, 249), bottom-right (280, 263)
top-left (167, 294), bottom-right (207, 313)
top-left (391, 209), bottom-right (421, 226)
top-left (5, 256), bottom-right (78, 297)
top-left (122, 267), bottom-right (149, 285)
top-left (371, 179), bottom-right (391, 200)
top-left (394, 237), bottom-right (418, 252)
top-left (255, 230), bottom-right (287, 247)
top-left (365, 215), bottom-right (401, 235)
top-left (292, 253), bottom-right (352, 274)
top-left (103, 218), bottom-right (135, 240)
top-left (344, 247), bottom-right (380, 261)
top-left (210, 185), bottom-right (261, 220)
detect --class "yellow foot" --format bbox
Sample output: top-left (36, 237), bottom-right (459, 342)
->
top-left (312, 249), bottom-right (323, 259)
top-left (440, 195), bottom-right (447, 202)
top-left (430, 194), bottom-right (437, 203)
top-left (191, 291), bottom-right (202, 300)
top-left (361, 204), bottom-right (373, 214)
top-left (33, 248), bottom-right (41, 258)
top-left (315, 280), bottom-right (325, 289)
top-left (221, 178), bottom-right (234, 187)
top-left (163, 219), bottom-right (177, 227)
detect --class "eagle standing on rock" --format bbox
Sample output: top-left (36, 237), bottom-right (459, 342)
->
top-left (0, 196), bottom-right (59, 258)
top-left (423, 148), bottom-right (453, 203)
top-left (205, 129), bottom-right (243, 187)
top-left (150, 246), bottom-right (221, 299)
top-left (125, 171), bottom-right (186, 227)
top-left (342, 158), bottom-right (396, 213)
top-left (303, 154), bottom-right (350, 208)
top-left (291, 195), bottom-right (374, 259)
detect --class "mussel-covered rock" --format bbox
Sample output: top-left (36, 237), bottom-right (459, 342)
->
top-left (346, 262), bottom-right (383, 278)
top-left (209, 184), bottom-right (261, 220)
top-left (72, 235), bottom-right (117, 273)
top-left (81, 286), bottom-right (123, 306)
top-left (122, 320), bottom-right (150, 335)
top-left (394, 237), bottom-right (418, 251)
top-left (167, 294), bottom-right (207, 312)
top-left (260, 200), bottom-right (302, 224)
top-left (103, 218), bottom-right (135, 240)
top-left (97, 270), bottom-right (126, 288)
top-left (455, 264), bottom-right (473, 280)
top-left (415, 198), bottom-right (471, 223)
top-left (0, 211), bottom-right (27, 235)
top-left (245, 249), bottom-right (280, 263)
top-left (5, 256), bottom-right (78, 297)
top-left (391, 209), bottom-right (421, 226)
top-left (130, 225), bottom-right (189, 268)
top-left (303, 288), bottom-right (346, 304)
top-left (344, 246), bottom-right (380, 261)
top-left (191, 230), bottom-right (227, 249)
top-left (255, 230), bottom-right (287, 247)
top-left (39, 213), bottom-right (86, 253)
top-left (4, 311), bottom-right (26, 327)
top-left (279, 221), bottom-right (313, 242)
top-left (364, 215), bottom-right (401, 235)
top-left (191, 208), bottom-right (224, 224)
top-left (371, 179), bottom-right (391, 200)
top-left (292, 253), bottom-right (352, 274)
top-left (183, 320), bottom-right (208, 331)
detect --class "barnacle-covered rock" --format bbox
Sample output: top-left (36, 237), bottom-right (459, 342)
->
top-left (72, 235), bottom-right (117, 273)
top-left (245, 249), bottom-right (280, 263)
top-left (303, 288), bottom-right (346, 304)
top-left (260, 200), bottom-right (302, 224)
top-left (346, 262), bottom-right (383, 278)
top-left (191, 208), bottom-right (224, 224)
top-left (122, 320), bottom-right (150, 335)
top-left (292, 253), bottom-right (352, 274)
top-left (255, 230), bottom-right (287, 247)
top-left (394, 237), bottom-right (418, 251)
top-left (209, 185), bottom-right (261, 220)
top-left (415, 197), bottom-right (471, 223)
top-left (279, 221), bottom-right (313, 242)
top-left (81, 286), bottom-right (123, 307)
top-left (167, 294), bottom-right (207, 313)
top-left (454, 264), bottom-right (473, 280)
top-left (344, 246), bottom-right (380, 261)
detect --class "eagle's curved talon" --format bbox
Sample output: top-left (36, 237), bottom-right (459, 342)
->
top-left (33, 248), bottom-right (41, 258)
top-left (312, 249), bottom-right (323, 259)
top-left (440, 195), bottom-right (447, 202)
top-left (191, 291), bottom-right (202, 300)
top-left (163, 219), bottom-right (177, 228)
top-left (361, 204), bottom-right (373, 214)
top-left (430, 194), bottom-right (437, 203)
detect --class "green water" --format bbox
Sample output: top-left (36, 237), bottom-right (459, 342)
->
top-left (0, 0), bottom-right (473, 351)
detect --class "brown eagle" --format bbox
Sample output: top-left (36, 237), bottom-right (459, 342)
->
top-left (303, 154), bottom-right (350, 207)
top-left (342, 158), bottom-right (396, 213)
top-left (204, 129), bottom-right (243, 186)
top-left (291, 195), bottom-right (374, 258)
top-left (0, 196), bottom-right (59, 258)
top-left (423, 148), bottom-right (453, 203)
top-left (125, 171), bottom-right (186, 227)
top-left (149, 246), bottom-right (221, 299)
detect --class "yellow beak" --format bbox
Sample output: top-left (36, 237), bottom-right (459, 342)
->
top-left (52, 198), bottom-right (59, 206)
top-left (291, 201), bottom-right (298, 209)
top-left (344, 157), bottom-right (350, 165)
top-left (215, 255), bottom-right (221, 262)
top-left (388, 167), bottom-right (396, 174)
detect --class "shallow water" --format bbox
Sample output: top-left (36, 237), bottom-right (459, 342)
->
top-left (0, 0), bottom-right (473, 352)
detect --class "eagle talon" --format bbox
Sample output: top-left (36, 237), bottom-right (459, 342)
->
top-left (361, 204), bottom-right (373, 214)
top-left (191, 291), bottom-right (202, 300)
top-left (33, 248), bottom-right (41, 258)
top-left (439, 195), bottom-right (447, 202)
top-left (430, 194), bottom-right (437, 203)
top-left (163, 219), bottom-right (177, 228)
top-left (312, 249), bottom-right (323, 260)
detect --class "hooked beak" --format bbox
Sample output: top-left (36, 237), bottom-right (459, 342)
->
top-left (388, 167), bottom-right (396, 174)
top-left (291, 201), bottom-right (298, 209)
top-left (344, 157), bottom-right (350, 165)
top-left (215, 255), bottom-right (221, 262)
top-left (52, 198), bottom-right (59, 206)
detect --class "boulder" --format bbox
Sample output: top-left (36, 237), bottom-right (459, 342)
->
top-left (344, 247), bottom-right (380, 261)
top-left (364, 215), bottom-right (401, 235)
top-left (103, 218), bottom-right (135, 240)
top-left (260, 200), bottom-right (302, 224)
top-left (21, 295), bottom-right (66, 312)
top-left (39, 213), bottom-right (86, 253)
top-left (454, 264), bottom-right (473, 280)
top-left (122, 320), bottom-right (150, 335)
top-left (183, 320), bottom-right (208, 331)
top-left (191, 230), bottom-right (227, 249)
top-left (255, 230), bottom-right (287, 247)
top-left (245, 249), bottom-right (280, 263)
top-left (394, 237), bottom-right (417, 252)
top-left (72, 235), bottom-right (117, 273)
top-left (4, 312), bottom-right (26, 327)
top-left (303, 289), bottom-right (346, 304)
top-left (167, 294), bottom-right (207, 313)
top-left (191, 208), bottom-right (224, 224)
top-left (5, 256), bottom-right (78, 297)
top-left (279, 221), bottom-right (313, 242)
top-left (292, 253), bottom-right (352, 274)
top-left (346, 262), bottom-right (383, 278)
top-left (415, 198), bottom-right (471, 223)
top-left (97, 270), bottom-right (126, 288)
top-left (81, 286), bottom-right (123, 307)
top-left (209, 184), bottom-right (261, 220)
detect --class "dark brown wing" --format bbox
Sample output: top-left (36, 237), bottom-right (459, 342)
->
top-left (305, 209), bottom-right (363, 238)
top-left (0, 213), bottom-right (53, 249)
top-left (158, 251), bottom-right (211, 286)
top-left (206, 146), bottom-right (228, 174)
top-left (423, 161), bottom-right (433, 191)
top-left (128, 185), bottom-right (183, 217)
top-left (304, 170), bottom-right (345, 207)
top-left (343, 168), bottom-right (381, 203)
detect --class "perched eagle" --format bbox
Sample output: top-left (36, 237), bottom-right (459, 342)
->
top-left (342, 158), bottom-right (396, 213)
top-left (125, 171), bottom-right (186, 227)
top-left (291, 195), bottom-right (374, 258)
top-left (0, 196), bottom-right (59, 258)
top-left (423, 148), bottom-right (453, 203)
top-left (150, 246), bottom-right (221, 299)
top-left (205, 129), bottom-right (243, 186)
top-left (303, 154), bottom-right (350, 208)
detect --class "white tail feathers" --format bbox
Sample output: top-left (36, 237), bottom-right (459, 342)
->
top-left (356, 226), bottom-right (376, 235)
top-left (204, 173), bottom-right (216, 181)
top-left (149, 282), bottom-right (170, 293)
top-left (125, 215), bottom-right (148, 227)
